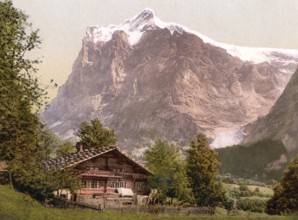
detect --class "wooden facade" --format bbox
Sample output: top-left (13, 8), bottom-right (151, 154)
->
top-left (43, 146), bottom-right (152, 200)
top-left (76, 149), bottom-right (150, 196)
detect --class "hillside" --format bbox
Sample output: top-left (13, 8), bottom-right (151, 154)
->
top-left (0, 185), bottom-right (179, 220)
top-left (243, 68), bottom-right (298, 155)
top-left (216, 69), bottom-right (298, 181)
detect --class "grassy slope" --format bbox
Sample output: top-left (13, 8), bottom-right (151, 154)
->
top-left (0, 185), bottom-right (293, 220)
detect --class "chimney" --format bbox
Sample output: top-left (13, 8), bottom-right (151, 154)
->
top-left (79, 144), bottom-right (84, 153)
top-left (76, 142), bottom-right (84, 153)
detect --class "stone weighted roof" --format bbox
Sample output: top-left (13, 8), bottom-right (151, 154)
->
top-left (42, 146), bottom-right (116, 170)
top-left (42, 146), bottom-right (152, 175)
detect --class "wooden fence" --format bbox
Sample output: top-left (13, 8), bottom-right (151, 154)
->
top-left (104, 206), bottom-right (214, 216)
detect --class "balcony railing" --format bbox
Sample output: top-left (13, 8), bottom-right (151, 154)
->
top-left (80, 170), bottom-right (147, 179)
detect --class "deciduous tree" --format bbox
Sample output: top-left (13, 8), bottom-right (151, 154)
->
top-left (0, 2), bottom-right (79, 202)
top-left (145, 139), bottom-right (193, 203)
top-left (0, 0), bottom-right (47, 187)
top-left (56, 141), bottom-right (75, 156)
top-left (39, 127), bottom-right (62, 159)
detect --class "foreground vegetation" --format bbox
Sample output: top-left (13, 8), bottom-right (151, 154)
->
top-left (1, 185), bottom-right (295, 220)
top-left (266, 155), bottom-right (298, 215)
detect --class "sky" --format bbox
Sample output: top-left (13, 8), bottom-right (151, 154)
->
top-left (12, 0), bottom-right (298, 99)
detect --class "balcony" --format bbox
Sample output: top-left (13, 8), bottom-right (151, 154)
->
top-left (80, 170), bottom-right (147, 179)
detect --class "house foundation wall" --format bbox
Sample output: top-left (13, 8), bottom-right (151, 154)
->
top-left (75, 194), bottom-right (136, 209)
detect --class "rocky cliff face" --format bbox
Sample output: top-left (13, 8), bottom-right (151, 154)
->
top-left (242, 68), bottom-right (298, 155)
top-left (42, 9), bottom-right (298, 153)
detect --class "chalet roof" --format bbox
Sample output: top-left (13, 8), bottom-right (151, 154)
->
top-left (42, 147), bottom-right (152, 175)
top-left (42, 146), bottom-right (116, 170)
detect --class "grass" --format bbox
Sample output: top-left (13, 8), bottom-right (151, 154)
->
top-left (224, 183), bottom-right (274, 196)
top-left (0, 184), bottom-right (295, 220)
top-left (247, 185), bottom-right (274, 195)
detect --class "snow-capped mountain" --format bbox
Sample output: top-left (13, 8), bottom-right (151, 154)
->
top-left (41, 8), bottom-right (298, 152)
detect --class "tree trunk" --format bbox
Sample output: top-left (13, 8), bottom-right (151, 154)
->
top-left (9, 171), bottom-right (14, 189)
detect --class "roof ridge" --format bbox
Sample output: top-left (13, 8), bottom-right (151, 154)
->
top-left (41, 146), bottom-right (152, 175)
top-left (114, 148), bottom-right (153, 175)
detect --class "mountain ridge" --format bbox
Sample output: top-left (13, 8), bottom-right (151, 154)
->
top-left (85, 8), bottom-right (298, 64)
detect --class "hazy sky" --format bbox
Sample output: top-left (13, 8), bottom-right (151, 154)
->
top-left (12, 0), bottom-right (298, 99)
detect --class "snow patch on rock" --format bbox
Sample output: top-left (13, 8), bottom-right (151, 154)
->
top-left (85, 8), bottom-right (185, 46)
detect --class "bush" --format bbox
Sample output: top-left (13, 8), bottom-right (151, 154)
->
top-left (266, 155), bottom-right (298, 215)
top-left (239, 183), bottom-right (248, 191)
top-left (237, 197), bottom-right (268, 213)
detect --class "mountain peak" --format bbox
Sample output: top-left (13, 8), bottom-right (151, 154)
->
top-left (136, 8), bottom-right (155, 19)
top-left (84, 8), bottom-right (298, 64)
top-left (85, 8), bottom-right (159, 46)
top-left (123, 8), bottom-right (155, 32)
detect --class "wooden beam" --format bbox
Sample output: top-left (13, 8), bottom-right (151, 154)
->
top-left (105, 157), bottom-right (108, 170)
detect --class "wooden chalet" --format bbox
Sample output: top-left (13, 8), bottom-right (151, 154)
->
top-left (42, 146), bottom-right (152, 207)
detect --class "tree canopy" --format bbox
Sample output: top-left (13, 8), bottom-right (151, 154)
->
top-left (0, 0), bottom-right (44, 173)
top-left (56, 141), bottom-right (76, 157)
top-left (77, 118), bottom-right (117, 149)
top-left (186, 133), bottom-right (226, 207)
top-left (266, 154), bottom-right (298, 215)
top-left (144, 139), bottom-right (193, 203)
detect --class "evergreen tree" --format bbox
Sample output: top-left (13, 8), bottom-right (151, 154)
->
top-left (266, 154), bottom-right (298, 215)
top-left (77, 118), bottom-right (116, 149)
top-left (186, 133), bottom-right (225, 207)
top-left (145, 139), bottom-right (193, 203)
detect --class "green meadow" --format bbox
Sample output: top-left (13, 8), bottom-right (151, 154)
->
top-left (0, 185), bottom-right (296, 220)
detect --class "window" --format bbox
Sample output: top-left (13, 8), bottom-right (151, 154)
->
top-left (135, 181), bottom-right (145, 191)
top-left (91, 180), bottom-right (100, 188)
top-left (81, 180), bottom-right (100, 188)
top-left (111, 181), bottom-right (126, 188)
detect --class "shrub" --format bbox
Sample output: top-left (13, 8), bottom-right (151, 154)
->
top-left (237, 197), bottom-right (268, 213)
